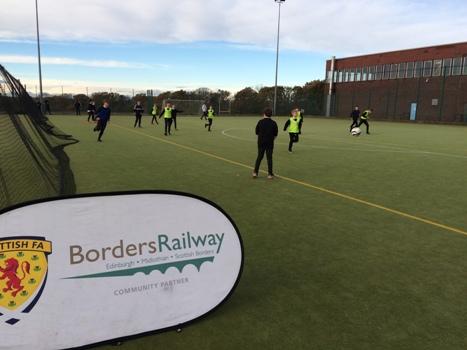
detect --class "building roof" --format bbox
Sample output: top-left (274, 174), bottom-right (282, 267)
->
top-left (326, 42), bottom-right (467, 69)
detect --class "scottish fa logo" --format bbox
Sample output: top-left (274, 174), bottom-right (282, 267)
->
top-left (0, 237), bottom-right (52, 325)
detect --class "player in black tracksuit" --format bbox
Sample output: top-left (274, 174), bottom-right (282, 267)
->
top-left (133, 101), bottom-right (144, 128)
top-left (349, 106), bottom-right (360, 132)
top-left (87, 100), bottom-right (96, 122)
top-left (171, 105), bottom-right (183, 130)
top-left (94, 101), bottom-right (111, 142)
top-left (253, 108), bottom-right (278, 179)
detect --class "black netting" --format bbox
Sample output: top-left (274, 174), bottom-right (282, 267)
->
top-left (0, 64), bottom-right (78, 210)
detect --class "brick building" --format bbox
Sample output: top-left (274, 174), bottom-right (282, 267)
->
top-left (325, 42), bottom-right (467, 123)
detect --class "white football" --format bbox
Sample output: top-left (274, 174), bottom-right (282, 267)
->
top-left (351, 127), bottom-right (361, 136)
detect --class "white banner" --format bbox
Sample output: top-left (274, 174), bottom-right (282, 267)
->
top-left (0, 192), bottom-right (243, 350)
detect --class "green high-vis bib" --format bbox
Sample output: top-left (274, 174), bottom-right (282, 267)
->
top-left (208, 108), bottom-right (215, 119)
top-left (164, 107), bottom-right (172, 119)
top-left (361, 110), bottom-right (371, 120)
top-left (289, 117), bottom-right (300, 133)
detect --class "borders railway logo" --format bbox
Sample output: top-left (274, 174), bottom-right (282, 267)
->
top-left (0, 237), bottom-right (52, 325)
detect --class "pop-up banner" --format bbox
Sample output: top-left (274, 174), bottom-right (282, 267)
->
top-left (0, 191), bottom-right (243, 350)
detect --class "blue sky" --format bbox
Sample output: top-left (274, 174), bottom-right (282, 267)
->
top-left (1, 40), bottom-right (324, 94)
top-left (1, 0), bottom-right (466, 95)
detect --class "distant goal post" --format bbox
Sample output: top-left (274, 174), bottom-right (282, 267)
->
top-left (160, 98), bottom-right (232, 116)
top-left (161, 99), bottom-right (205, 115)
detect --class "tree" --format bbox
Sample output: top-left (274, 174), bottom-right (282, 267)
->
top-left (232, 87), bottom-right (260, 114)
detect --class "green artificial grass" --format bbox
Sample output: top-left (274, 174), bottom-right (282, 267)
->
top-left (50, 115), bottom-right (467, 350)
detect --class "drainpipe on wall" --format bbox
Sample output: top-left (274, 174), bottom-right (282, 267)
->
top-left (325, 56), bottom-right (336, 117)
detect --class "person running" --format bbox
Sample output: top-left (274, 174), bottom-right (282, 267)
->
top-left (253, 108), bottom-right (278, 180)
top-left (283, 108), bottom-right (303, 152)
top-left (200, 103), bottom-right (208, 120)
top-left (349, 106), bottom-right (360, 132)
top-left (159, 102), bottom-right (173, 135)
top-left (74, 100), bottom-right (81, 115)
top-left (133, 101), bottom-right (144, 128)
top-left (171, 104), bottom-right (183, 130)
top-left (87, 100), bottom-right (96, 122)
top-left (44, 100), bottom-right (52, 115)
top-left (151, 103), bottom-right (159, 125)
top-left (94, 101), bottom-right (111, 142)
top-left (205, 106), bottom-right (215, 131)
top-left (358, 108), bottom-right (372, 134)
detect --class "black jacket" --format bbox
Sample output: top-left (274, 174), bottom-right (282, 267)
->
top-left (350, 110), bottom-right (360, 120)
top-left (134, 104), bottom-right (144, 117)
top-left (172, 109), bottom-right (183, 118)
top-left (256, 118), bottom-right (278, 148)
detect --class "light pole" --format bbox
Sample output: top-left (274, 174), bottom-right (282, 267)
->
top-left (35, 0), bottom-right (44, 112)
top-left (273, 0), bottom-right (285, 116)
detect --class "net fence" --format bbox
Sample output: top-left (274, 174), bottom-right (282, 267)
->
top-left (0, 64), bottom-right (78, 210)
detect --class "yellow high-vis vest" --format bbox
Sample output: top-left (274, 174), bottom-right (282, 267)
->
top-left (289, 117), bottom-right (300, 133)
top-left (361, 110), bottom-right (372, 120)
top-left (164, 107), bottom-right (172, 119)
top-left (208, 108), bottom-right (215, 119)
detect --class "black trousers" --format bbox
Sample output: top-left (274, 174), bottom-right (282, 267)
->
top-left (350, 118), bottom-right (359, 131)
top-left (200, 112), bottom-right (207, 120)
top-left (151, 115), bottom-right (158, 124)
top-left (134, 115), bottom-right (142, 128)
top-left (164, 118), bottom-right (172, 134)
top-left (206, 118), bottom-right (213, 131)
top-left (173, 116), bottom-right (177, 129)
top-left (288, 133), bottom-right (299, 151)
top-left (98, 121), bottom-right (107, 141)
top-left (358, 119), bottom-right (370, 133)
top-left (254, 146), bottom-right (274, 175)
top-left (75, 109), bottom-right (81, 115)
top-left (88, 111), bottom-right (95, 122)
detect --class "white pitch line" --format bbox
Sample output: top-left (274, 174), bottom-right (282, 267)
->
top-left (221, 128), bottom-right (467, 159)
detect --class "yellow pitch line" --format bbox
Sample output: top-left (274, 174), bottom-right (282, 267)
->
top-left (112, 123), bottom-right (467, 238)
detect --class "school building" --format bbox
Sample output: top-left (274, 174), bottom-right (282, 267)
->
top-left (324, 42), bottom-right (467, 123)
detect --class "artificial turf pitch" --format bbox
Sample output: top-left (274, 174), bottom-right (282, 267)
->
top-left (50, 115), bottom-right (467, 350)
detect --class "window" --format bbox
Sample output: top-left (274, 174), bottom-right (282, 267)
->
top-left (333, 70), bottom-right (338, 83)
top-left (382, 64), bottom-right (391, 79)
top-left (414, 61), bottom-right (423, 77)
top-left (375, 65), bottom-right (383, 80)
top-left (344, 69), bottom-right (350, 82)
top-left (338, 70), bottom-right (343, 83)
top-left (432, 60), bottom-right (442, 76)
top-left (349, 68), bottom-right (355, 82)
top-left (390, 64), bottom-right (398, 79)
top-left (443, 58), bottom-right (452, 76)
top-left (406, 62), bottom-right (414, 78)
top-left (452, 57), bottom-right (462, 75)
top-left (463, 57), bottom-right (467, 75)
top-left (362, 67), bottom-right (368, 81)
top-left (398, 63), bottom-right (406, 79)
top-left (355, 67), bottom-right (361, 81)
top-left (368, 66), bottom-right (375, 81)
top-left (423, 60), bottom-right (432, 77)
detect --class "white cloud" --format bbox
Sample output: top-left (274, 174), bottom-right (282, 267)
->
top-left (18, 77), bottom-right (244, 96)
top-left (0, 0), bottom-right (466, 56)
top-left (0, 54), bottom-right (163, 69)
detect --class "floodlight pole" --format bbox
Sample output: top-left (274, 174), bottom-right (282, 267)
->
top-left (35, 0), bottom-right (44, 112)
top-left (273, 0), bottom-right (284, 116)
